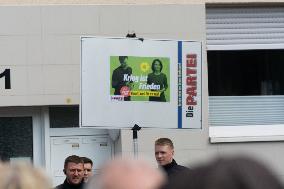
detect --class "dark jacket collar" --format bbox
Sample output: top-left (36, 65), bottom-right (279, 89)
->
top-left (161, 159), bottom-right (177, 170)
top-left (63, 179), bottom-right (84, 189)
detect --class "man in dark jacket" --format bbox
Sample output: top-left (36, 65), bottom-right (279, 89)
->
top-left (155, 138), bottom-right (189, 178)
top-left (55, 155), bottom-right (85, 189)
top-left (111, 56), bottom-right (133, 101)
top-left (81, 156), bottom-right (93, 183)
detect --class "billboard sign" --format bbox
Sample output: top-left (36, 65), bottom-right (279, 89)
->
top-left (81, 37), bottom-right (202, 129)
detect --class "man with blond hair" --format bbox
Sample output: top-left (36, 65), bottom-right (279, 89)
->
top-left (155, 138), bottom-right (189, 178)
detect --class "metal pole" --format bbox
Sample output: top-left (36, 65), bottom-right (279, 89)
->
top-left (132, 124), bottom-right (141, 158)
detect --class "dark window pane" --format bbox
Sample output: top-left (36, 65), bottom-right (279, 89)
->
top-left (208, 50), bottom-right (284, 96)
top-left (0, 117), bottom-right (33, 162)
top-left (49, 106), bottom-right (79, 128)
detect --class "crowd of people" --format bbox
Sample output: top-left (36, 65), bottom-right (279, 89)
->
top-left (0, 137), bottom-right (283, 189)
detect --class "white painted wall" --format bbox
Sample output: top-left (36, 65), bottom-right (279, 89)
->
top-left (0, 0), bottom-right (283, 5)
top-left (0, 4), bottom-right (205, 106)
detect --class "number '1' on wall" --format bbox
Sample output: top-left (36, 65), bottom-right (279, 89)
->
top-left (0, 69), bottom-right (11, 89)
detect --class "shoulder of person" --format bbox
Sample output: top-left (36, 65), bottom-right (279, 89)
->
top-left (55, 184), bottom-right (63, 189)
top-left (176, 164), bottom-right (190, 171)
top-left (182, 165), bottom-right (190, 170)
top-left (113, 67), bottom-right (119, 72)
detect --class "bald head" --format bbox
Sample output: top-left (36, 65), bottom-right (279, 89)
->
top-left (88, 158), bottom-right (165, 189)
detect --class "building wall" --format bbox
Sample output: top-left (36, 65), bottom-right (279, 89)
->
top-left (0, 4), bottom-right (205, 106)
top-left (0, 0), bottom-right (284, 5)
top-left (1, 4), bottom-right (284, 184)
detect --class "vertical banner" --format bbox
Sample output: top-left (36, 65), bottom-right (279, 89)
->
top-left (81, 37), bottom-right (201, 129)
top-left (180, 42), bottom-right (202, 129)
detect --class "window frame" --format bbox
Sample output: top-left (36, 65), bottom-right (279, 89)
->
top-left (208, 41), bottom-right (284, 143)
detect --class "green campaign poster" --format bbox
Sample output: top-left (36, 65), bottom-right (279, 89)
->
top-left (110, 56), bottom-right (170, 102)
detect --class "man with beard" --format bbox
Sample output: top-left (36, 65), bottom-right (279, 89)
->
top-left (55, 155), bottom-right (84, 189)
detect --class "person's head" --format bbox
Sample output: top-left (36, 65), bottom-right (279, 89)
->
top-left (155, 138), bottom-right (174, 166)
top-left (166, 156), bottom-right (283, 189)
top-left (151, 59), bottom-right (163, 72)
top-left (119, 56), bottom-right (128, 68)
top-left (87, 157), bottom-right (165, 189)
top-left (0, 162), bottom-right (51, 189)
top-left (81, 157), bottom-right (93, 183)
top-left (63, 155), bottom-right (84, 185)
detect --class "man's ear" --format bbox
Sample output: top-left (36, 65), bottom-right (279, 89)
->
top-left (63, 169), bottom-right (66, 174)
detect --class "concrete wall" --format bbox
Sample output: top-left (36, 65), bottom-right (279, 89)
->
top-left (0, 4), bottom-right (205, 106)
top-left (122, 128), bottom-right (284, 182)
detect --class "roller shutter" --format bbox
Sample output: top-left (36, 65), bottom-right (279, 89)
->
top-left (206, 6), bottom-right (284, 50)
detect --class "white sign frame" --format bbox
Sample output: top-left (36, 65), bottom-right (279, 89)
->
top-left (80, 37), bottom-right (202, 129)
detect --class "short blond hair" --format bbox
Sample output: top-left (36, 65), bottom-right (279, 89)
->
top-left (0, 162), bottom-right (51, 189)
top-left (155, 138), bottom-right (174, 149)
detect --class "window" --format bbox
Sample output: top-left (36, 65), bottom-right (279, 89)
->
top-left (208, 50), bottom-right (284, 127)
top-left (206, 6), bottom-right (284, 142)
top-left (0, 117), bottom-right (33, 161)
top-left (208, 50), bottom-right (284, 96)
top-left (49, 106), bottom-right (79, 128)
